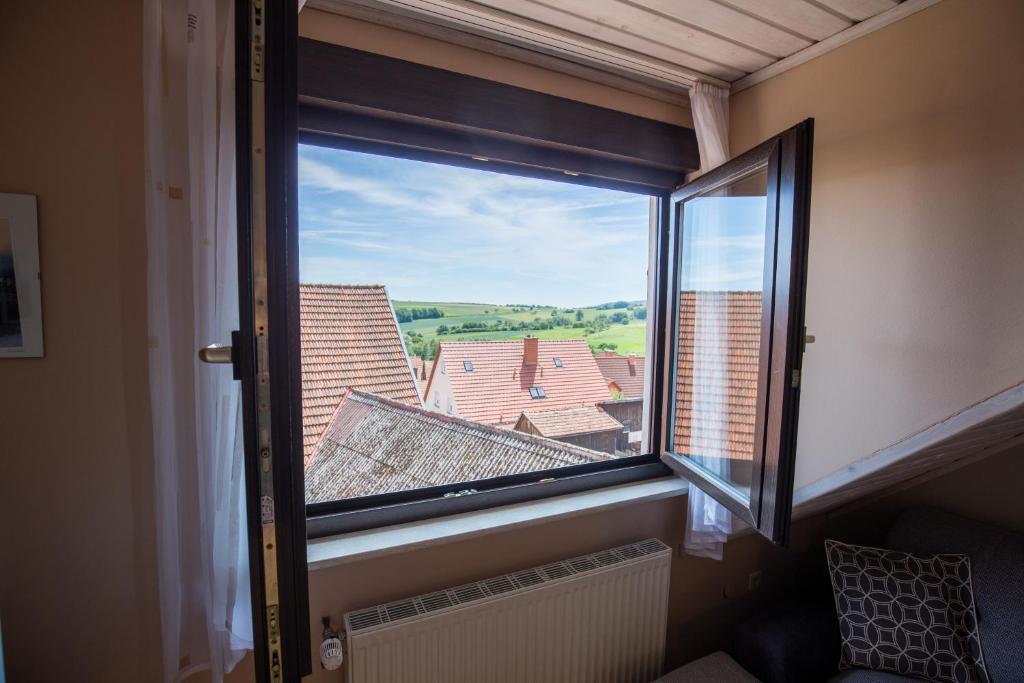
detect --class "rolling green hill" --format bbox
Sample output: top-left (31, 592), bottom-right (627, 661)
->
top-left (394, 300), bottom-right (647, 360)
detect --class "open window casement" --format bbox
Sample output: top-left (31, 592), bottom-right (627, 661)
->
top-left (659, 120), bottom-right (814, 545)
top-left (234, 0), bottom-right (311, 679)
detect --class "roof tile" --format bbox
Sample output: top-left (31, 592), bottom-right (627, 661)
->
top-left (517, 405), bottom-right (623, 438)
top-left (305, 390), bottom-right (611, 502)
top-left (432, 339), bottom-right (611, 426)
top-left (300, 284), bottom-right (421, 463)
top-left (673, 291), bottom-right (762, 462)
top-left (594, 353), bottom-right (646, 398)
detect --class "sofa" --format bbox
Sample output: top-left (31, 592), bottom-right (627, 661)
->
top-left (730, 507), bottom-right (1024, 682)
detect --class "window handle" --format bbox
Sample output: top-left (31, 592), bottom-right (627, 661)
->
top-left (198, 344), bottom-right (233, 364)
top-left (197, 331), bottom-right (242, 380)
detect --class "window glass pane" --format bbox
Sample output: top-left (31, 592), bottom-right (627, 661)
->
top-left (299, 144), bottom-right (653, 505)
top-left (671, 167), bottom-right (768, 500)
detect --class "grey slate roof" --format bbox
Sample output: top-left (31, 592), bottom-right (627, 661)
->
top-left (305, 389), bottom-right (612, 503)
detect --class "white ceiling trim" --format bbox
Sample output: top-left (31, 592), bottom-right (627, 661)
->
top-left (732, 0), bottom-right (944, 93)
top-left (309, 0), bottom-right (730, 90)
top-left (792, 379), bottom-right (1024, 520)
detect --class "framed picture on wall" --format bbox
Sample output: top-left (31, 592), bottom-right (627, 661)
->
top-left (0, 193), bottom-right (43, 358)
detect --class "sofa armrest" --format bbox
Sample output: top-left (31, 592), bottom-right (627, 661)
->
top-left (729, 600), bottom-right (841, 683)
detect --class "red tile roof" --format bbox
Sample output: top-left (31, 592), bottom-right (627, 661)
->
top-left (516, 405), bottom-right (623, 439)
top-left (673, 291), bottom-right (762, 462)
top-left (411, 356), bottom-right (434, 395)
top-left (430, 339), bottom-right (612, 426)
top-left (305, 389), bottom-right (610, 502)
top-left (594, 352), bottom-right (646, 398)
top-left (300, 284), bottom-right (421, 463)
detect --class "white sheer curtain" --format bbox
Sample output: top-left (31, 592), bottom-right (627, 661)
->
top-left (684, 81), bottom-right (733, 560)
top-left (144, 1), bottom-right (252, 681)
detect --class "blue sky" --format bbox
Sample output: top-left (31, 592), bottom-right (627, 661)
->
top-left (298, 144), bottom-right (651, 308)
top-left (298, 145), bottom-right (765, 306)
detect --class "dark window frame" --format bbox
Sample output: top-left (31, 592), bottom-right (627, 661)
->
top-left (658, 120), bottom-right (814, 545)
top-left (298, 39), bottom-right (696, 539)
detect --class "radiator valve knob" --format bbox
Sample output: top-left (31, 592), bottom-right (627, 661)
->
top-left (320, 617), bottom-right (344, 671)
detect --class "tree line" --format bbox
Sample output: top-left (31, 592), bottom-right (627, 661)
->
top-left (394, 307), bottom-right (444, 323)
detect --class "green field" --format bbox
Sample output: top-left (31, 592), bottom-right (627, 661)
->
top-left (394, 300), bottom-right (647, 359)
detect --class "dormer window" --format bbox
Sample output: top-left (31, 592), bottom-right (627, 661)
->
top-left (463, 361), bottom-right (474, 372)
top-left (529, 386), bottom-right (546, 399)
top-left (553, 357), bottom-right (562, 368)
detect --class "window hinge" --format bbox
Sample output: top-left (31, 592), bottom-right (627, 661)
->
top-left (791, 368), bottom-right (802, 388)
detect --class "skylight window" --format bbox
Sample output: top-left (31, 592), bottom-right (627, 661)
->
top-left (464, 361), bottom-right (474, 372)
top-left (529, 387), bottom-right (546, 399)
top-left (553, 358), bottom-right (562, 368)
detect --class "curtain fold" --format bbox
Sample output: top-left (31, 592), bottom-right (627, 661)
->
top-left (144, 1), bottom-right (252, 681)
top-left (684, 81), bottom-right (733, 560)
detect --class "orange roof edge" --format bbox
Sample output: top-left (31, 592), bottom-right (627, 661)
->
top-left (307, 386), bottom-right (354, 468)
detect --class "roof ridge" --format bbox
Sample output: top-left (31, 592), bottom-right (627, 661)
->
top-left (299, 283), bottom-right (386, 289)
top-left (522, 403), bottom-right (604, 416)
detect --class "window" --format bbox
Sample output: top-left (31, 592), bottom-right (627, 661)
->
top-left (293, 35), bottom-right (700, 539)
top-left (661, 120), bottom-right (814, 544)
top-left (299, 144), bottom-right (669, 537)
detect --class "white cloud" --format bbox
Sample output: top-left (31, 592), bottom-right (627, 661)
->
top-left (298, 146), bottom-right (652, 305)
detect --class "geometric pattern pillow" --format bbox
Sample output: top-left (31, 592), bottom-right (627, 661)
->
top-left (824, 540), bottom-right (990, 683)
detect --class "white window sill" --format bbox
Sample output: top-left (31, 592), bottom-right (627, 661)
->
top-left (307, 477), bottom-right (689, 570)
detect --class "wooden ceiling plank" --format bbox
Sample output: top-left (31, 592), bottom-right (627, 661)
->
top-left (816, 0), bottom-right (900, 22)
top-left (304, 2), bottom-right (694, 105)
top-left (311, 0), bottom-right (735, 85)
top-left (627, 0), bottom-right (813, 58)
top-left (721, 0), bottom-right (852, 42)
top-left (474, 0), bottom-right (772, 73)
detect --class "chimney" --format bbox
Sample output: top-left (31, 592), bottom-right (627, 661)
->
top-left (523, 336), bottom-right (539, 365)
top-left (627, 353), bottom-right (637, 375)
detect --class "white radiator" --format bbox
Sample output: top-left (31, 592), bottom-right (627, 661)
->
top-left (343, 538), bottom-right (671, 683)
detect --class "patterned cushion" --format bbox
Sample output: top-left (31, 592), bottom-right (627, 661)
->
top-left (824, 540), bottom-right (990, 683)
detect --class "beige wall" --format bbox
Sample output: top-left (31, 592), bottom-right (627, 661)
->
top-left (288, 497), bottom-right (826, 683)
top-left (730, 0), bottom-right (1024, 489)
top-left (298, 8), bottom-right (693, 128)
top-left (0, 2), bottom-right (161, 682)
